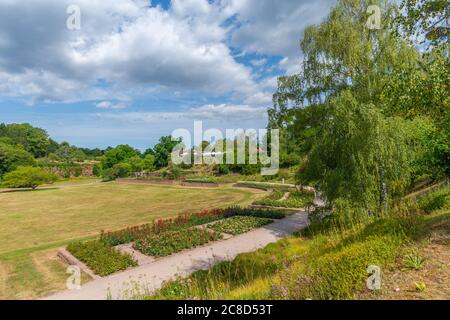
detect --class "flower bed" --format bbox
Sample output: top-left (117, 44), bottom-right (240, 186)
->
top-left (99, 207), bottom-right (286, 247)
top-left (133, 228), bottom-right (222, 257)
top-left (209, 216), bottom-right (273, 235)
top-left (66, 240), bottom-right (137, 276)
top-left (253, 191), bottom-right (313, 208)
top-left (100, 208), bottom-right (228, 246)
top-left (225, 206), bottom-right (286, 219)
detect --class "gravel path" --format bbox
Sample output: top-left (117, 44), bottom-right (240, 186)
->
top-left (45, 212), bottom-right (309, 300)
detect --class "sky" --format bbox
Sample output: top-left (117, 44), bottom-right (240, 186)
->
top-left (0, 0), bottom-right (335, 150)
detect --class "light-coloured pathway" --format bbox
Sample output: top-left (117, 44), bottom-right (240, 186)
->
top-left (45, 212), bottom-right (309, 300)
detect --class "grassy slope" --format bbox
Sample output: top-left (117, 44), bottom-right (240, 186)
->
top-left (147, 188), bottom-right (450, 300)
top-left (0, 180), bottom-right (264, 299)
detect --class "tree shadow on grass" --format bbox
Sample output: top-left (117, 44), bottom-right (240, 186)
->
top-left (0, 187), bottom-right (59, 194)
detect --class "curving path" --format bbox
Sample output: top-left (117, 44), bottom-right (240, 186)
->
top-left (45, 212), bottom-right (309, 300)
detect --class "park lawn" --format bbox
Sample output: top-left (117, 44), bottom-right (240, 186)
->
top-left (0, 180), bottom-right (264, 299)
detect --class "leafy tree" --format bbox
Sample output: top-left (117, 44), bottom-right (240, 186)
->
top-left (300, 91), bottom-right (414, 209)
top-left (101, 163), bottom-right (132, 181)
top-left (55, 142), bottom-right (86, 162)
top-left (127, 156), bottom-right (145, 173)
top-left (1, 166), bottom-right (57, 190)
top-left (0, 142), bottom-right (35, 177)
top-left (152, 136), bottom-right (182, 168)
top-left (102, 145), bottom-right (140, 169)
top-left (143, 154), bottom-right (156, 171)
top-left (396, 0), bottom-right (449, 47)
top-left (0, 123), bottom-right (50, 158)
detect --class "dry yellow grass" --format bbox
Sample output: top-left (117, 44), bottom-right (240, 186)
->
top-left (0, 181), bottom-right (262, 254)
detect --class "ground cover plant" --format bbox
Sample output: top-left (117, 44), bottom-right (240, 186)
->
top-left (100, 208), bottom-right (229, 246)
top-left (133, 228), bottom-right (222, 257)
top-left (66, 240), bottom-right (137, 276)
top-left (183, 178), bottom-right (217, 184)
top-left (235, 181), bottom-right (297, 191)
top-left (209, 216), bottom-right (273, 235)
top-left (226, 207), bottom-right (287, 219)
top-left (253, 190), bottom-right (314, 208)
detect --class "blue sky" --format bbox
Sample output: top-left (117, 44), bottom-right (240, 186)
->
top-left (0, 0), bottom-right (335, 150)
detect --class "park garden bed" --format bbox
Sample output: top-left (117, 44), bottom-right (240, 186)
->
top-left (64, 206), bottom-right (287, 276)
top-left (209, 216), bottom-right (273, 235)
top-left (133, 228), bottom-right (222, 257)
top-left (233, 181), bottom-right (297, 191)
top-left (253, 190), bottom-right (314, 209)
top-left (66, 240), bottom-right (137, 276)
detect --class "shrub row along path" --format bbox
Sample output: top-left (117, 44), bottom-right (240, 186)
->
top-left (45, 212), bottom-right (309, 300)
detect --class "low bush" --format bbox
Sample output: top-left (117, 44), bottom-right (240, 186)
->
top-left (418, 187), bottom-right (450, 213)
top-left (254, 190), bottom-right (314, 208)
top-left (0, 166), bottom-right (57, 189)
top-left (225, 206), bottom-right (286, 219)
top-left (235, 181), bottom-right (296, 191)
top-left (210, 216), bottom-right (273, 235)
top-left (67, 240), bottom-right (137, 276)
top-left (133, 228), bottom-right (222, 257)
top-left (183, 178), bottom-right (217, 184)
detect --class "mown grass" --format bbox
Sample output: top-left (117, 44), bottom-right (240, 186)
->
top-left (146, 187), bottom-right (450, 300)
top-left (0, 181), bottom-right (261, 253)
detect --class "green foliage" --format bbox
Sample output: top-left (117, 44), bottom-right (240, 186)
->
top-left (101, 162), bottom-right (132, 181)
top-left (415, 281), bottom-right (427, 292)
top-left (67, 240), bottom-right (137, 276)
top-left (54, 142), bottom-right (86, 161)
top-left (226, 207), bottom-right (286, 219)
top-left (161, 164), bottom-right (182, 180)
top-left (403, 254), bottom-right (426, 270)
top-left (418, 187), bottom-right (450, 213)
top-left (0, 123), bottom-right (51, 158)
top-left (102, 145), bottom-right (140, 169)
top-left (148, 237), bottom-right (307, 300)
top-left (254, 190), bottom-right (314, 208)
top-left (210, 216), bottom-right (273, 235)
top-left (300, 91), bottom-right (414, 208)
top-left (1, 166), bottom-right (57, 189)
top-left (151, 136), bottom-right (182, 168)
top-left (133, 228), bottom-right (222, 257)
top-left (142, 154), bottom-right (156, 171)
top-left (184, 178), bottom-right (217, 184)
top-left (396, 0), bottom-right (449, 47)
top-left (0, 141), bottom-right (35, 177)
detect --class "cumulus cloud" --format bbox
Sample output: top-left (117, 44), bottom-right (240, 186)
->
top-left (96, 103), bottom-right (267, 123)
top-left (95, 101), bottom-right (128, 110)
top-left (0, 0), bottom-right (335, 107)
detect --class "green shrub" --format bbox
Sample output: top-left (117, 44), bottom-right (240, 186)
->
top-left (210, 216), bottom-right (273, 235)
top-left (225, 207), bottom-right (286, 219)
top-left (133, 228), bottom-right (222, 257)
top-left (254, 190), bottom-right (314, 208)
top-left (418, 187), bottom-right (450, 213)
top-left (0, 166), bottom-right (57, 189)
top-left (184, 178), bottom-right (217, 184)
top-left (67, 240), bottom-right (137, 276)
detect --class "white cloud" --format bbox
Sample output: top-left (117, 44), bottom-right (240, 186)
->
top-left (0, 0), bottom-right (335, 108)
top-left (96, 103), bottom-right (267, 123)
top-left (95, 101), bottom-right (128, 110)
